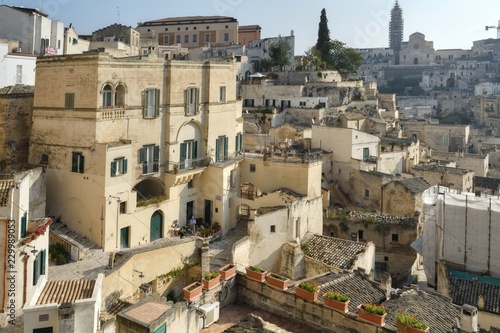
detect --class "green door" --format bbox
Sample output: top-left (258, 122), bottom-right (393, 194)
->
top-left (34, 328), bottom-right (54, 333)
top-left (120, 227), bottom-right (129, 249)
top-left (150, 211), bottom-right (163, 242)
top-left (153, 323), bottom-right (166, 333)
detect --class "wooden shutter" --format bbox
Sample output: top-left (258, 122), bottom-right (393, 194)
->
top-left (71, 152), bottom-right (78, 172)
top-left (239, 133), bottom-right (243, 151)
top-left (123, 159), bottom-right (128, 174)
top-left (235, 135), bottom-right (239, 154)
top-left (40, 250), bottom-right (46, 276)
top-left (33, 254), bottom-right (39, 285)
top-left (154, 145), bottom-right (160, 161)
top-left (180, 142), bottom-right (187, 169)
top-left (155, 89), bottom-right (160, 117)
top-left (195, 88), bottom-right (199, 114)
top-left (224, 136), bottom-right (229, 160)
top-left (139, 148), bottom-right (146, 163)
top-left (111, 161), bottom-right (117, 177)
top-left (20, 212), bottom-right (27, 238)
top-left (184, 89), bottom-right (188, 114)
top-left (79, 155), bottom-right (85, 173)
top-left (215, 138), bottom-right (220, 162)
top-left (193, 141), bottom-right (198, 159)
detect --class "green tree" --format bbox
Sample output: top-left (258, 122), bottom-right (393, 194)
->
top-left (268, 40), bottom-right (292, 71)
top-left (325, 40), bottom-right (363, 74)
top-left (316, 8), bottom-right (331, 62)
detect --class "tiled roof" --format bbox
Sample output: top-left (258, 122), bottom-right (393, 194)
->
top-left (141, 16), bottom-right (237, 25)
top-left (383, 289), bottom-right (460, 333)
top-left (314, 272), bottom-right (386, 312)
top-left (239, 25), bottom-right (262, 30)
top-left (0, 180), bottom-right (14, 206)
top-left (305, 235), bottom-right (368, 270)
top-left (223, 314), bottom-right (292, 333)
top-left (413, 164), bottom-right (471, 175)
top-left (395, 177), bottom-right (430, 193)
top-left (449, 277), bottom-right (500, 315)
top-left (37, 279), bottom-right (96, 305)
top-left (121, 302), bottom-right (172, 325)
top-left (474, 176), bottom-right (500, 190)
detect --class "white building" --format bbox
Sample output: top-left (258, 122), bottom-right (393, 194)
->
top-left (0, 5), bottom-right (64, 55)
top-left (0, 40), bottom-right (36, 88)
top-left (246, 33), bottom-right (295, 71)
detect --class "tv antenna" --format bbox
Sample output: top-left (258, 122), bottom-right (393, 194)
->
top-left (117, 6), bottom-right (120, 23)
top-left (485, 20), bottom-right (500, 39)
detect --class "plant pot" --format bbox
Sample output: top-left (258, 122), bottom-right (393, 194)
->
top-left (266, 273), bottom-right (289, 290)
top-left (357, 305), bottom-right (386, 327)
top-left (406, 327), bottom-right (429, 333)
top-left (245, 267), bottom-right (267, 282)
top-left (219, 264), bottom-right (236, 281)
top-left (324, 297), bottom-right (350, 313)
top-left (295, 286), bottom-right (318, 303)
top-left (183, 282), bottom-right (203, 301)
top-left (202, 275), bottom-right (221, 290)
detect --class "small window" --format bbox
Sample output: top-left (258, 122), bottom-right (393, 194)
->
top-left (16, 65), bottom-right (22, 84)
top-left (176, 35), bottom-right (181, 43)
top-left (139, 145), bottom-right (160, 174)
top-left (103, 84), bottom-right (112, 107)
top-left (219, 86), bottom-right (226, 103)
top-left (71, 152), bottom-right (84, 173)
top-left (65, 93), bottom-right (75, 109)
top-left (250, 164), bottom-right (256, 172)
top-left (224, 32), bottom-right (229, 42)
top-left (384, 256), bottom-right (389, 261)
top-left (184, 35), bottom-right (189, 43)
top-left (40, 154), bottom-right (49, 165)
top-left (185, 87), bottom-right (199, 115)
top-left (270, 225), bottom-right (276, 233)
top-left (188, 179), bottom-right (193, 189)
top-left (358, 230), bottom-right (364, 240)
top-left (163, 35), bottom-right (169, 45)
top-left (392, 234), bottom-right (399, 243)
top-left (299, 101), bottom-right (306, 107)
top-left (364, 189), bottom-right (370, 198)
top-left (204, 33), bottom-right (210, 43)
top-left (111, 157), bottom-right (128, 177)
top-left (119, 201), bottom-right (127, 214)
top-left (193, 34), bottom-right (198, 43)
top-left (143, 89), bottom-right (160, 118)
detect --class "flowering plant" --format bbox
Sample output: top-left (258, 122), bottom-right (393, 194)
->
top-left (34, 224), bottom-right (47, 235)
top-left (363, 303), bottom-right (386, 315)
top-left (324, 291), bottom-right (349, 302)
top-left (298, 281), bottom-right (318, 293)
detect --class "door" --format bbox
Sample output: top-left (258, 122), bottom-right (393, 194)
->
top-left (153, 323), bottom-right (166, 333)
top-left (150, 211), bottom-right (163, 242)
top-left (204, 200), bottom-right (213, 224)
top-left (120, 227), bottom-right (129, 249)
top-left (34, 328), bottom-right (54, 333)
top-left (186, 201), bottom-right (194, 224)
top-left (363, 147), bottom-right (370, 161)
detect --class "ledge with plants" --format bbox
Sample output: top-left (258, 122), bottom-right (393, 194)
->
top-left (219, 263), bottom-right (236, 281)
top-left (183, 281), bottom-right (203, 301)
top-left (245, 265), bottom-right (267, 282)
top-left (265, 273), bottom-right (289, 290)
top-left (295, 281), bottom-right (319, 302)
top-left (357, 303), bottom-right (387, 327)
top-left (202, 271), bottom-right (221, 290)
top-left (323, 291), bottom-right (350, 313)
top-left (396, 311), bottom-right (429, 333)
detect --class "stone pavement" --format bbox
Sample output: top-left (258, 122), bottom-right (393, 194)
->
top-left (208, 220), bottom-right (248, 270)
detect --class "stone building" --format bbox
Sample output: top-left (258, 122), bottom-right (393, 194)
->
top-left (474, 176), bottom-right (500, 195)
top-left (238, 25), bottom-right (261, 46)
top-left (412, 164), bottom-right (474, 192)
top-left (479, 95), bottom-right (500, 128)
top-left (0, 40), bottom-right (36, 88)
top-left (399, 32), bottom-right (435, 66)
top-left (389, 1), bottom-right (403, 64)
top-left (29, 53), bottom-right (243, 251)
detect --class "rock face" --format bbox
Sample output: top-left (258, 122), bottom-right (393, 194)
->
top-left (303, 84), bottom-right (367, 107)
top-left (223, 314), bottom-right (294, 333)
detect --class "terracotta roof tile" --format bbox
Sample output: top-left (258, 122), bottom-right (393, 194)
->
top-left (121, 302), bottom-right (172, 325)
top-left (305, 235), bottom-right (369, 270)
top-left (37, 279), bottom-right (95, 305)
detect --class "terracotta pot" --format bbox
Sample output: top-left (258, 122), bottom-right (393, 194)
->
top-left (357, 305), bottom-right (386, 327)
top-left (324, 297), bottom-right (349, 313)
top-left (295, 286), bottom-right (318, 302)
top-left (265, 273), bottom-right (289, 290)
top-left (183, 282), bottom-right (203, 301)
top-left (245, 267), bottom-right (267, 282)
top-left (219, 264), bottom-right (236, 281)
top-left (407, 326), bottom-right (429, 333)
top-left (202, 275), bottom-right (221, 290)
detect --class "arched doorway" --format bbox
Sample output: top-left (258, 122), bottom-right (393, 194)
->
top-left (150, 210), bottom-right (163, 242)
top-left (446, 78), bottom-right (455, 88)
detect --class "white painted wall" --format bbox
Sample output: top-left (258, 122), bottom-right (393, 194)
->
top-left (0, 42), bottom-right (36, 88)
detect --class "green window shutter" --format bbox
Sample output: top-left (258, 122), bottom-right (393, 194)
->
top-left (33, 254), bottom-right (39, 285)
top-left (239, 133), bottom-right (243, 151)
top-left (20, 212), bottom-right (27, 238)
top-left (195, 88), bottom-right (199, 114)
top-left (123, 159), bottom-right (128, 174)
top-left (71, 152), bottom-right (78, 172)
top-left (193, 140), bottom-right (198, 159)
top-left (139, 147), bottom-right (146, 163)
top-left (154, 145), bottom-right (160, 162)
top-left (40, 250), bottom-right (46, 276)
top-left (235, 135), bottom-right (239, 154)
top-left (111, 161), bottom-right (117, 177)
top-left (224, 136), bottom-right (229, 160)
top-left (142, 90), bottom-right (146, 117)
top-left (215, 138), bottom-right (220, 162)
top-left (180, 142), bottom-right (187, 168)
top-left (155, 89), bottom-right (160, 117)
top-left (79, 155), bottom-right (85, 173)
top-left (184, 89), bottom-right (188, 114)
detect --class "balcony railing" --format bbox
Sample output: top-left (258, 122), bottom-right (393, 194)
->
top-left (167, 156), bottom-right (210, 173)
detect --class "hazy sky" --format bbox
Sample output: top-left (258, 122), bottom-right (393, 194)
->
top-left (3, 0), bottom-right (500, 53)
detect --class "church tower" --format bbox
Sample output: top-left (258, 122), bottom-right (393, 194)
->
top-left (389, 1), bottom-right (403, 64)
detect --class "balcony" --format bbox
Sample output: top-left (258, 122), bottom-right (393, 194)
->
top-left (164, 156), bottom-right (210, 187)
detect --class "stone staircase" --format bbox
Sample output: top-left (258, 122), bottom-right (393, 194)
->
top-left (208, 220), bottom-right (248, 270)
top-left (50, 221), bottom-right (103, 260)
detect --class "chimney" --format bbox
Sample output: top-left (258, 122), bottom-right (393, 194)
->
top-left (460, 304), bottom-right (478, 333)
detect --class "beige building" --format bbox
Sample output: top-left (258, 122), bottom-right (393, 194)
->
top-left (479, 95), bottom-right (500, 128)
top-left (412, 164), bottom-right (474, 192)
top-left (137, 16), bottom-right (239, 49)
top-left (30, 53), bottom-right (243, 251)
top-left (238, 25), bottom-right (261, 46)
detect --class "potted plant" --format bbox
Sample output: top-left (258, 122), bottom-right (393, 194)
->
top-left (183, 281), bottom-right (203, 301)
top-left (245, 265), bottom-right (267, 282)
top-left (172, 163), bottom-right (178, 173)
top-left (219, 263), bottom-right (236, 280)
top-left (200, 228), bottom-right (212, 238)
top-left (295, 281), bottom-right (318, 302)
top-left (357, 303), bottom-right (387, 327)
top-left (396, 311), bottom-right (429, 333)
top-left (211, 221), bottom-right (221, 233)
top-left (265, 273), bottom-right (289, 290)
top-left (381, 145), bottom-right (386, 152)
top-left (202, 271), bottom-right (221, 290)
top-left (323, 291), bottom-right (350, 313)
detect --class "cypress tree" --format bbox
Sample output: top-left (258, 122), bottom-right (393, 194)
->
top-left (316, 8), bottom-right (331, 61)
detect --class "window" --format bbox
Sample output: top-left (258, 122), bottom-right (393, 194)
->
top-left (243, 99), bottom-right (254, 107)
top-left (111, 157), bottom-right (128, 177)
top-left (184, 35), bottom-right (189, 43)
top-left (204, 33), bottom-right (210, 43)
top-left (119, 201), bottom-right (127, 214)
top-left (270, 225), bottom-right (276, 233)
top-left (139, 145), bottom-right (159, 174)
top-left (103, 84), bottom-right (112, 107)
top-left (358, 230), bottom-right (364, 240)
top-left (180, 140), bottom-right (198, 169)
top-left (16, 65), bottom-right (22, 84)
top-left (215, 136), bottom-right (229, 162)
top-left (363, 147), bottom-right (370, 161)
top-left (384, 256), bottom-right (389, 261)
top-left (143, 89), bottom-right (160, 118)
top-left (20, 212), bottom-right (27, 238)
top-left (33, 249), bottom-right (46, 286)
top-left (235, 132), bottom-right (243, 153)
top-left (71, 152), bottom-right (84, 173)
top-left (185, 87), bottom-right (199, 115)
top-left (176, 35), bottom-right (181, 43)
top-left (299, 101), bottom-right (306, 107)
top-left (40, 154), bottom-right (49, 165)
top-left (392, 234), bottom-right (399, 243)
top-left (193, 34), bottom-right (198, 43)
top-left (65, 93), bottom-right (75, 109)
top-left (188, 179), bottom-right (193, 188)
top-left (250, 164), bottom-right (256, 172)
top-left (219, 86), bottom-right (226, 103)
top-left (163, 35), bottom-right (169, 45)
top-left (364, 189), bottom-right (370, 199)
top-left (224, 32), bottom-right (229, 42)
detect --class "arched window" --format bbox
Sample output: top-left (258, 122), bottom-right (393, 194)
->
top-left (115, 84), bottom-right (126, 107)
top-left (150, 210), bottom-right (163, 242)
top-left (103, 84), bottom-right (113, 107)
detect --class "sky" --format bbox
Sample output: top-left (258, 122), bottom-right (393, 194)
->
top-left (2, 0), bottom-right (500, 54)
